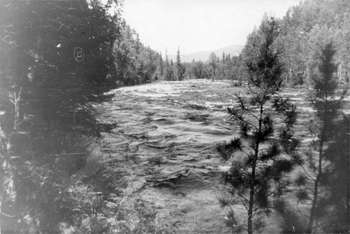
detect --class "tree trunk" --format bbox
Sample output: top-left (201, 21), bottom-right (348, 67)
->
top-left (247, 163), bottom-right (256, 234)
top-left (247, 104), bottom-right (264, 234)
top-left (308, 144), bottom-right (323, 233)
top-left (347, 124), bottom-right (350, 234)
top-left (308, 98), bottom-right (327, 233)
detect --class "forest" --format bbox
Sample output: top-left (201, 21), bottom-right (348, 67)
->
top-left (0, 0), bottom-right (349, 233)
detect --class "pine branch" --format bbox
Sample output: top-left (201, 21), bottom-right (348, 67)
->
top-left (296, 201), bottom-right (310, 220)
top-left (297, 183), bottom-right (314, 193)
top-left (238, 193), bottom-right (250, 204)
top-left (228, 108), bottom-right (258, 132)
top-left (298, 162), bottom-right (316, 181)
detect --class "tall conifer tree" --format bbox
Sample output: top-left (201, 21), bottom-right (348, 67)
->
top-left (218, 16), bottom-right (299, 234)
top-left (176, 48), bottom-right (184, 81)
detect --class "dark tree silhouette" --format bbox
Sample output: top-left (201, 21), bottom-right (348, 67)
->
top-left (176, 48), bottom-right (185, 81)
top-left (321, 114), bottom-right (350, 233)
top-left (294, 42), bottom-right (348, 233)
top-left (0, 0), bottom-right (122, 232)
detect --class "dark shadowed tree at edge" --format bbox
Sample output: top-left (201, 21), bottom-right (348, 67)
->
top-left (321, 114), bottom-right (350, 233)
top-left (293, 42), bottom-right (348, 233)
top-left (0, 0), bottom-right (122, 232)
top-left (217, 16), bottom-right (299, 234)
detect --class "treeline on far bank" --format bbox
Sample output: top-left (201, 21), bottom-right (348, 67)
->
top-left (151, 0), bottom-right (350, 87)
top-left (98, 0), bottom-right (350, 87)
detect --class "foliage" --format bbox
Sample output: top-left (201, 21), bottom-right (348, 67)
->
top-left (0, 1), bottom-right (174, 231)
top-left (208, 52), bottom-right (218, 81)
top-left (293, 42), bottom-right (348, 233)
top-left (183, 60), bottom-right (210, 79)
top-left (0, 0), bottom-right (134, 232)
top-left (113, 20), bottom-right (162, 85)
top-left (218, 0), bottom-right (350, 87)
top-left (219, 16), bottom-right (299, 234)
top-left (175, 48), bottom-right (185, 81)
top-left (161, 51), bottom-right (177, 81)
top-left (1, 0), bottom-right (121, 148)
top-left (278, 0), bottom-right (350, 86)
top-left (321, 114), bottom-right (350, 233)
top-left (178, 0), bottom-right (350, 86)
top-left (180, 52), bottom-right (242, 82)
top-left (216, 138), bottom-right (242, 161)
top-left (273, 199), bottom-right (308, 233)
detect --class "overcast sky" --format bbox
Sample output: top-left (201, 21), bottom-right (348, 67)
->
top-left (122, 0), bottom-right (301, 55)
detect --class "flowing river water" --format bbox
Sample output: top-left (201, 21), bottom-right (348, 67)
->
top-left (87, 80), bottom-right (349, 233)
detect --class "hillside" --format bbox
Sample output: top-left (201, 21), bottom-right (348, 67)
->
top-left (169, 44), bottom-right (244, 63)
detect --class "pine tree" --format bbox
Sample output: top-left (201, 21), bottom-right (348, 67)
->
top-left (176, 48), bottom-right (184, 81)
top-left (209, 52), bottom-right (217, 81)
top-left (294, 42), bottom-right (347, 233)
top-left (168, 59), bottom-right (175, 80)
top-left (158, 52), bottom-right (164, 79)
top-left (218, 16), bottom-right (299, 234)
top-left (163, 50), bottom-right (170, 80)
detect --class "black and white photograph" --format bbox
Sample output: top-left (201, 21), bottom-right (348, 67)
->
top-left (1, 0), bottom-right (349, 233)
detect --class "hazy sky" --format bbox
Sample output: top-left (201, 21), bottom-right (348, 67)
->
top-left (122, 0), bottom-right (301, 55)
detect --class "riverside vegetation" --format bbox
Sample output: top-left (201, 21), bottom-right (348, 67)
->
top-left (1, 0), bottom-right (350, 233)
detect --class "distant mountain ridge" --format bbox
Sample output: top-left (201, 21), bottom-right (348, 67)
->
top-left (168, 44), bottom-right (244, 63)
